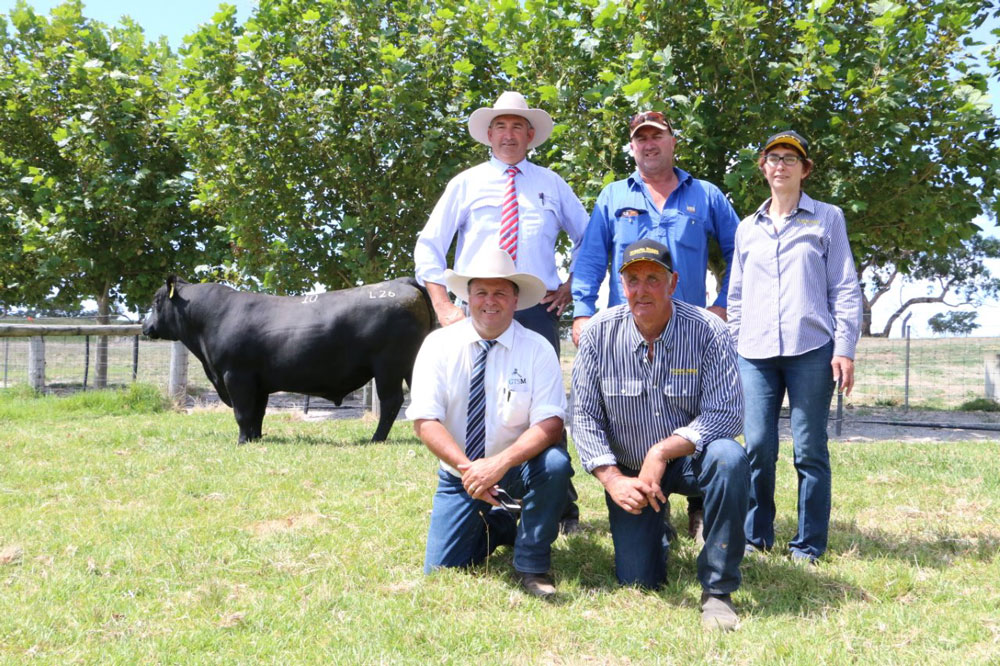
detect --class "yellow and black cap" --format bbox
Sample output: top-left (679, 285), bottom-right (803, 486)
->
top-left (764, 130), bottom-right (809, 158)
top-left (619, 239), bottom-right (673, 273)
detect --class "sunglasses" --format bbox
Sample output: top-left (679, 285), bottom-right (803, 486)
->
top-left (629, 111), bottom-right (673, 133)
top-left (494, 487), bottom-right (523, 514)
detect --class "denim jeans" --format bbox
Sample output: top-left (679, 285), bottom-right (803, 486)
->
top-left (605, 438), bottom-right (748, 592)
top-left (739, 340), bottom-right (835, 560)
top-left (424, 445), bottom-right (572, 574)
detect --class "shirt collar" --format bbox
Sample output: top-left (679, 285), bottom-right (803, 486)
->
top-left (626, 306), bottom-right (674, 353)
top-left (489, 155), bottom-right (531, 173)
top-left (457, 317), bottom-right (516, 349)
top-left (626, 166), bottom-right (691, 192)
top-left (754, 191), bottom-right (817, 222)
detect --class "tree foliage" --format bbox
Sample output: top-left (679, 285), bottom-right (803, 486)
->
top-left (2, 0), bottom-right (999, 321)
top-left (0, 0), bottom-right (226, 314)
top-left (928, 310), bottom-right (980, 336)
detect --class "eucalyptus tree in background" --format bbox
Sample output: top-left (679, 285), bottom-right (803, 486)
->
top-left (0, 0), bottom-right (226, 386)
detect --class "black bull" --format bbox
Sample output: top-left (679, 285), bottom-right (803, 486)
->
top-left (142, 276), bottom-right (434, 443)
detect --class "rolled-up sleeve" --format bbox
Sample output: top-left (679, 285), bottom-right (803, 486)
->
top-left (529, 343), bottom-right (567, 426)
top-left (570, 331), bottom-right (618, 473)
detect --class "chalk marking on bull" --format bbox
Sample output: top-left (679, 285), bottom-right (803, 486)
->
top-left (301, 294), bottom-right (318, 304)
top-left (368, 289), bottom-right (396, 299)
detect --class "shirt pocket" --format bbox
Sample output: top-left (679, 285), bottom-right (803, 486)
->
top-left (613, 208), bottom-right (650, 264)
top-left (663, 375), bottom-right (700, 413)
top-left (601, 377), bottom-right (644, 400)
top-left (467, 195), bottom-right (502, 232)
top-left (521, 193), bottom-right (560, 247)
top-left (501, 389), bottom-right (532, 427)
top-left (659, 209), bottom-right (706, 253)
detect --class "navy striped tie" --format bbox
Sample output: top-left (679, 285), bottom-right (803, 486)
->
top-left (465, 339), bottom-right (497, 461)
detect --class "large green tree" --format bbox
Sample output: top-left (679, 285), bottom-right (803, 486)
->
top-left (174, 0), bottom-right (500, 292)
top-left (0, 0), bottom-right (226, 383)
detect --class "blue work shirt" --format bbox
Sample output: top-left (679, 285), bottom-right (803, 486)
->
top-left (571, 168), bottom-right (740, 316)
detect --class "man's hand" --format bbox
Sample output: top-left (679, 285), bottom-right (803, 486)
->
top-left (572, 316), bottom-right (590, 347)
top-left (457, 457), bottom-right (508, 506)
top-left (434, 301), bottom-right (466, 327)
top-left (601, 474), bottom-right (657, 515)
top-left (637, 444), bottom-right (669, 512)
top-left (539, 280), bottom-right (572, 316)
top-left (831, 355), bottom-right (855, 396)
top-left (706, 305), bottom-right (727, 322)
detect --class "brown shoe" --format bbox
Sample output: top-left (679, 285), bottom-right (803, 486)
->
top-left (700, 592), bottom-right (739, 631)
top-left (687, 508), bottom-right (705, 545)
top-left (516, 571), bottom-right (557, 599)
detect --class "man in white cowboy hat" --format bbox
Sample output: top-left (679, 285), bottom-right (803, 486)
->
top-left (414, 90), bottom-right (589, 531)
top-left (413, 90), bottom-right (589, 353)
top-left (406, 248), bottom-right (573, 599)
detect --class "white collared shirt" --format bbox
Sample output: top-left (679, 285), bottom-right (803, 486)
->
top-left (405, 318), bottom-right (566, 477)
top-left (414, 156), bottom-right (590, 290)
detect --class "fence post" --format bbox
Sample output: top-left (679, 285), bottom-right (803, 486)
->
top-left (985, 354), bottom-right (1000, 401)
top-left (3, 338), bottom-right (8, 388)
top-left (28, 336), bottom-right (45, 391)
top-left (370, 378), bottom-right (380, 418)
top-left (168, 341), bottom-right (188, 403)
top-left (83, 335), bottom-right (90, 391)
top-left (132, 335), bottom-right (139, 383)
top-left (903, 312), bottom-right (912, 411)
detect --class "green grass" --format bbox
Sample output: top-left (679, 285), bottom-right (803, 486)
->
top-left (1, 388), bottom-right (999, 664)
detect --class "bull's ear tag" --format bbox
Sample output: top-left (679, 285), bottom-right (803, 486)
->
top-left (169, 284), bottom-right (175, 299)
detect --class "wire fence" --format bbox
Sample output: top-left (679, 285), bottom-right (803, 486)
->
top-left (4, 316), bottom-right (1000, 415)
top-left (0, 316), bottom-right (371, 411)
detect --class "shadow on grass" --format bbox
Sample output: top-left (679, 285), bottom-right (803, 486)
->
top-left (252, 433), bottom-right (372, 448)
top-left (827, 517), bottom-right (1000, 567)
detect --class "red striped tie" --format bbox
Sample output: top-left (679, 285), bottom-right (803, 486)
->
top-left (499, 166), bottom-right (519, 261)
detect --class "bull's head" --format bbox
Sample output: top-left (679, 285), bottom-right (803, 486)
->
top-left (142, 275), bottom-right (188, 340)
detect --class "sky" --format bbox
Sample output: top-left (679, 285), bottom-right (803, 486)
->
top-left (2, 1), bottom-right (999, 336)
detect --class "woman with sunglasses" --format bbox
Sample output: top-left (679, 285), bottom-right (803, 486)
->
top-left (727, 131), bottom-right (863, 564)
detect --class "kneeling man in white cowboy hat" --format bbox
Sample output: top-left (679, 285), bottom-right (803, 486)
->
top-left (414, 90), bottom-right (589, 531)
top-left (406, 248), bottom-right (573, 598)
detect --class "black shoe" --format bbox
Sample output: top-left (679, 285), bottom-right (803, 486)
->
top-left (559, 518), bottom-right (581, 535)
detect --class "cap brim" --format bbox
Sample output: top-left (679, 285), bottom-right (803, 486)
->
top-left (468, 108), bottom-right (554, 149)
top-left (619, 256), bottom-right (672, 273)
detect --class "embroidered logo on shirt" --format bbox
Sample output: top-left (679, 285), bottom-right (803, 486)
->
top-left (797, 219), bottom-right (820, 225)
top-left (686, 205), bottom-right (696, 213)
top-left (670, 368), bottom-right (699, 375)
top-left (508, 369), bottom-right (527, 386)
top-left (619, 209), bottom-right (640, 217)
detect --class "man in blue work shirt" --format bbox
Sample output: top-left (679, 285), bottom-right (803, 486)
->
top-left (570, 110), bottom-right (741, 540)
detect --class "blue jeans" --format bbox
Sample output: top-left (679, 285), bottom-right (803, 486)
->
top-left (424, 445), bottom-right (572, 574)
top-left (605, 438), bottom-right (748, 592)
top-left (739, 341), bottom-right (835, 560)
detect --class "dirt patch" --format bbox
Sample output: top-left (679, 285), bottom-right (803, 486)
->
top-left (247, 512), bottom-right (326, 537)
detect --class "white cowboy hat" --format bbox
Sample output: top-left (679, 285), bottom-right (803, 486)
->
top-left (468, 91), bottom-right (554, 150)
top-left (443, 249), bottom-right (547, 311)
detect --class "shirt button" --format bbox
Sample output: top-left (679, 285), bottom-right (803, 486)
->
top-left (621, 389), bottom-right (626, 394)
top-left (654, 412), bottom-right (660, 417)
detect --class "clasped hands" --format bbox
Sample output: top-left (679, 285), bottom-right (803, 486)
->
top-left (457, 456), bottom-right (507, 507)
top-left (603, 442), bottom-right (672, 515)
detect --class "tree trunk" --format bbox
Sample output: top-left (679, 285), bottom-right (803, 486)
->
top-left (95, 291), bottom-right (110, 389)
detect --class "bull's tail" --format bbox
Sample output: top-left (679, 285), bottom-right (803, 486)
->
top-left (400, 276), bottom-right (437, 331)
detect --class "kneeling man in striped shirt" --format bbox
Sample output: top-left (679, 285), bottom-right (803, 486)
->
top-left (571, 239), bottom-right (749, 630)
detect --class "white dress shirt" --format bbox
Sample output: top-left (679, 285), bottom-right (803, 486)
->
top-left (405, 318), bottom-right (566, 477)
top-left (414, 156), bottom-right (590, 290)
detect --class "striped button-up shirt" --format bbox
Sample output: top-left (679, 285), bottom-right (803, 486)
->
top-left (727, 192), bottom-right (863, 360)
top-left (571, 301), bottom-right (743, 473)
